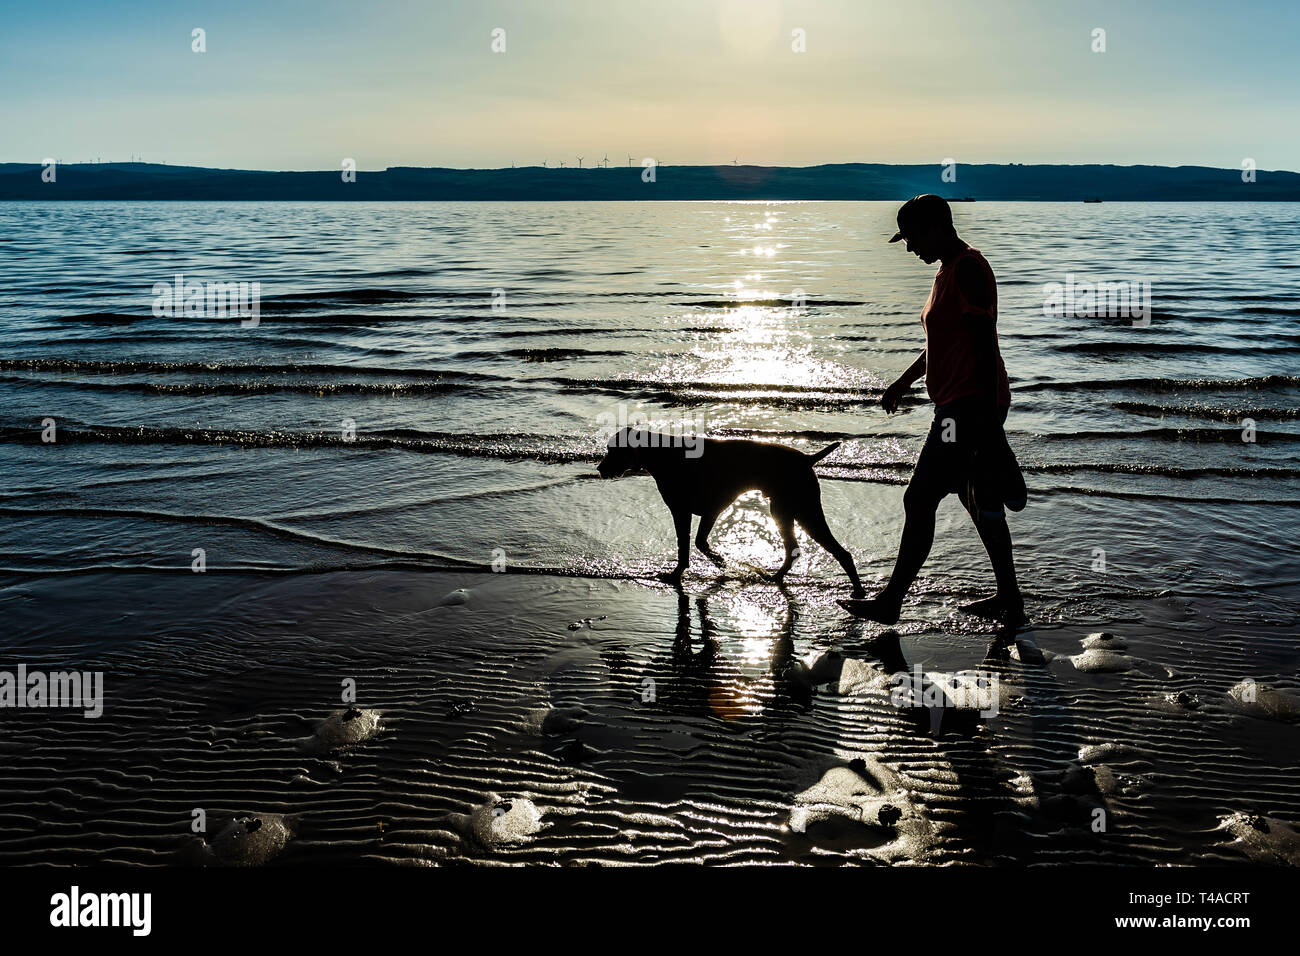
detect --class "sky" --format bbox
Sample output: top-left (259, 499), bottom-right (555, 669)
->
top-left (2, 0), bottom-right (1297, 171)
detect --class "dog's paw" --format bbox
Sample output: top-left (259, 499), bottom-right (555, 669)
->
top-left (851, 587), bottom-right (867, 599)
top-left (657, 569), bottom-right (685, 586)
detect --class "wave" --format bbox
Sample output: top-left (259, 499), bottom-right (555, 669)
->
top-left (544, 374), bottom-right (1300, 402)
top-left (1018, 463), bottom-right (1300, 479)
top-left (50, 312), bottom-right (145, 325)
top-left (3, 424), bottom-right (1296, 481)
top-left (820, 463), bottom-right (1300, 481)
top-left (1030, 486), bottom-right (1300, 508)
top-left (1112, 400), bottom-right (1300, 422)
top-left (493, 324), bottom-right (724, 337)
top-left (6, 360), bottom-right (1297, 428)
top-left (452, 346), bottom-right (628, 362)
top-left (543, 375), bottom-right (879, 396)
top-left (1017, 374), bottom-right (1300, 394)
top-left (0, 358), bottom-right (510, 383)
top-left (261, 288), bottom-right (455, 304)
top-left (1038, 427), bottom-right (1300, 444)
top-left (0, 425), bottom-right (597, 465)
top-left (0, 505), bottom-right (481, 566)
top-left (1054, 341), bottom-right (1300, 356)
top-left (0, 374), bottom-right (488, 398)
top-left (678, 298), bottom-right (869, 308)
top-left (549, 385), bottom-right (890, 410)
top-left (42, 309), bottom-right (577, 327)
top-left (1244, 306), bottom-right (1300, 317)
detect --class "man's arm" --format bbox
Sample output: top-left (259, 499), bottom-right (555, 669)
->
top-left (957, 258), bottom-right (1000, 408)
top-left (882, 351), bottom-right (925, 413)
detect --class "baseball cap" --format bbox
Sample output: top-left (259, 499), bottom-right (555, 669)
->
top-left (889, 194), bottom-right (953, 243)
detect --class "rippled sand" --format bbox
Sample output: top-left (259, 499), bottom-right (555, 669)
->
top-left (1, 570), bottom-right (1295, 866)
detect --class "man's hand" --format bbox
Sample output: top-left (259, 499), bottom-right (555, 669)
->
top-left (881, 378), bottom-right (908, 414)
top-left (883, 351), bottom-right (926, 413)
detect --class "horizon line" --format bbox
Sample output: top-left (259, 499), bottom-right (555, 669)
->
top-left (5, 159), bottom-right (1299, 176)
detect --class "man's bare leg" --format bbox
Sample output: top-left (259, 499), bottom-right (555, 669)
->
top-left (960, 508), bottom-right (1025, 625)
top-left (839, 486), bottom-right (940, 624)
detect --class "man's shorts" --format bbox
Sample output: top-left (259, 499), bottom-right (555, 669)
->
top-left (910, 397), bottom-right (1027, 520)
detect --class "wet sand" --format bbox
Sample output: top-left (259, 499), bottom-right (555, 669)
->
top-left (1, 569), bottom-right (1296, 866)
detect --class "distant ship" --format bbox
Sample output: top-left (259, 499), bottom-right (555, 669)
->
top-left (950, 196), bottom-right (977, 202)
top-left (1084, 197), bottom-right (1103, 203)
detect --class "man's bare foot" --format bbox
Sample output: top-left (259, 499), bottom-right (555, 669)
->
top-left (960, 594), bottom-right (1002, 617)
top-left (837, 596), bottom-right (901, 625)
top-left (960, 593), bottom-right (1026, 626)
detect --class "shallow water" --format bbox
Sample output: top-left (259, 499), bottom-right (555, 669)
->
top-left (2, 202), bottom-right (1297, 593)
top-left (0, 201), bottom-right (1297, 865)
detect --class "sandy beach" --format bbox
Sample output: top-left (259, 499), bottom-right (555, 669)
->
top-left (2, 565), bottom-right (1296, 867)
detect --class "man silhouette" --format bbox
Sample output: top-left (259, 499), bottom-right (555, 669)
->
top-left (840, 195), bottom-right (1026, 626)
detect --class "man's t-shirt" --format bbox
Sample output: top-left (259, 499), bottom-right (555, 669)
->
top-left (920, 247), bottom-right (1012, 408)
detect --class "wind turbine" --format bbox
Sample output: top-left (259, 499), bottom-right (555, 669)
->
top-left (627, 154), bottom-right (634, 167)
top-left (576, 156), bottom-right (584, 168)
top-left (602, 153), bottom-right (609, 168)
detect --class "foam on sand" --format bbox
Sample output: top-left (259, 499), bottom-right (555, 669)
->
top-left (299, 706), bottom-right (382, 754)
top-left (1216, 811), bottom-right (1300, 865)
top-left (788, 756), bottom-right (934, 863)
top-left (1077, 742), bottom-right (1149, 767)
top-left (439, 587), bottom-right (470, 606)
top-left (193, 813), bottom-right (295, 866)
top-left (1069, 632), bottom-right (1134, 673)
top-left (1081, 631), bottom-right (1129, 651)
top-left (462, 794), bottom-right (544, 846)
top-left (1226, 679), bottom-right (1300, 721)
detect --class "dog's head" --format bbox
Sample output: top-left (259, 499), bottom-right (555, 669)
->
top-left (596, 426), bottom-right (648, 479)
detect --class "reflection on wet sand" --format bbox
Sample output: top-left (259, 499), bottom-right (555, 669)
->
top-left (621, 584), bottom-right (1133, 863)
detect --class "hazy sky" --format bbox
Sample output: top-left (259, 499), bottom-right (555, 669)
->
top-left (3, 0), bottom-right (1297, 170)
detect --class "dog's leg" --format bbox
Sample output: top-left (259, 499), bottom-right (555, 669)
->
top-left (694, 507), bottom-right (726, 568)
top-left (659, 507), bottom-right (693, 584)
top-left (797, 503), bottom-right (866, 597)
top-left (769, 508), bottom-right (799, 583)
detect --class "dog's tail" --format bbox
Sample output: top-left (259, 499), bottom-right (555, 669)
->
top-left (807, 441), bottom-right (841, 465)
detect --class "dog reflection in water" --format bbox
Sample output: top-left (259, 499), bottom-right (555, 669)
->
top-left (655, 587), bottom-right (815, 722)
top-left (597, 426), bottom-right (864, 596)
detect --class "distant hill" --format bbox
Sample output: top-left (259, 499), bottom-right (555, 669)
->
top-left (1, 161), bottom-right (1296, 201)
